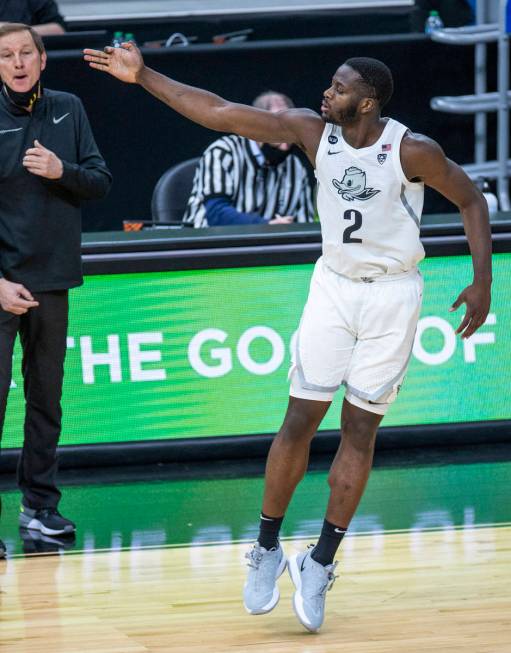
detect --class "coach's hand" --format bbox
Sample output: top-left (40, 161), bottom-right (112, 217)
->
top-left (0, 279), bottom-right (39, 315)
top-left (449, 281), bottom-right (491, 339)
top-left (23, 140), bottom-right (63, 180)
top-left (84, 42), bottom-right (144, 84)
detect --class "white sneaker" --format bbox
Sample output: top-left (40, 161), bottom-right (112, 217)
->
top-left (288, 545), bottom-right (338, 632)
top-left (243, 542), bottom-right (287, 614)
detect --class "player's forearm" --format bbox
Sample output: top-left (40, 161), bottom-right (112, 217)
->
top-left (137, 66), bottom-right (231, 132)
top-left (461, 200), bottom-right (493, 284)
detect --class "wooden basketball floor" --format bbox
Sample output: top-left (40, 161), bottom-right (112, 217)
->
top-left (0, 524), bottom-right (509, 652)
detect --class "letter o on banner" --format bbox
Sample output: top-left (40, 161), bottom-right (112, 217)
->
top-left (237, 326), bottom-right (285, 375)
top-left (413, 317), bottom-right (456, 366)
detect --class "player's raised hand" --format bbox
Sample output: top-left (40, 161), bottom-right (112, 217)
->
top-left (83, 42), bottom-right (144, 84)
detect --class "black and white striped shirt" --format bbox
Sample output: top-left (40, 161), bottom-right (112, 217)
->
top-left (183, 135), bottom-right (314, 227)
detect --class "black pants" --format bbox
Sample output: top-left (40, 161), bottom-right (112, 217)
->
top-left (0, 291), bottom-right (68, 509)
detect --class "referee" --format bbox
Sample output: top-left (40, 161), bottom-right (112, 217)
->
top-left (183, 91), bottom-right (314, 227)
top-left (0, 24), bottom-right (111, 557)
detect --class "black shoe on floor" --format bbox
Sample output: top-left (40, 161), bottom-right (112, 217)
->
top-left (19, 506), bottom-right (76, 536)
top-left (0, 538), bottom-right (6, 559)
top-left (19, 528), bottom-right (76, 555)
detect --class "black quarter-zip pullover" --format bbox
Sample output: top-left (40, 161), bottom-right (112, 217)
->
top-left (0, 87), bottom-right (112, 291)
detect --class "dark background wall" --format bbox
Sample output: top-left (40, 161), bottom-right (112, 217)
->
top-left (42, 33), bottom-right (495, 231)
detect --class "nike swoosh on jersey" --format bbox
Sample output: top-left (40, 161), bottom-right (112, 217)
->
top-left (327, 150), bottom-right (342, 155)
top-left (0, 127), bottom-right (23, 135)
top-left (53, 113), bottom-right (70, 124)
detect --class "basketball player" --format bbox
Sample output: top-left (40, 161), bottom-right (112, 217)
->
top-left (84, 45), bottom-right (492, 632)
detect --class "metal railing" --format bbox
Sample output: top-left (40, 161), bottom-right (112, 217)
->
top-left (430, 0), bottom-right (510, 210)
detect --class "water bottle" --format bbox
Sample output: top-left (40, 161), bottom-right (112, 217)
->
top-left (124, 33), bottom-right (136, 45)
top-left (111, 31), bottom-right (124, 48)
top-left (425, 10), bottom-right (444, 35)
top-left (481, 179), bottom-right (499, 216)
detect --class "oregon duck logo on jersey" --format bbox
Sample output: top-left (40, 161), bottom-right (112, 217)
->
top-left (332, 166), bottom-right (380, 201)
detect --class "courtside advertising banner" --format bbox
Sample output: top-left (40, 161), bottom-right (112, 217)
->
top-left (2, 253), bottom-right (509, 447)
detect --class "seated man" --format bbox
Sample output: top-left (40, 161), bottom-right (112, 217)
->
top-left (0, 1), bottom-right (65, 35)
top-left (183, 91), bottom-right (314, 227)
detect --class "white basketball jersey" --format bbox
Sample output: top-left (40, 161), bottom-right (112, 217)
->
top-left (315, 118), bottom-right (425, 278)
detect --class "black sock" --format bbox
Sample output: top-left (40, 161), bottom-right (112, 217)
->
top-left (257, 512), bottom-right (284, 550)
top-left (311, 519), bottom-right (347, 566)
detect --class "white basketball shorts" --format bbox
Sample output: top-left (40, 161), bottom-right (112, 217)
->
top-left (289, 257), bottom-right (423, 415)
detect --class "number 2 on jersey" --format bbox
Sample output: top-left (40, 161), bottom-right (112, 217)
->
top-left (342, 209), bottom-right (363, 243)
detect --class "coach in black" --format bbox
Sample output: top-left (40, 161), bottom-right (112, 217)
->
top-left (0, 23), bottom-right (111, 557)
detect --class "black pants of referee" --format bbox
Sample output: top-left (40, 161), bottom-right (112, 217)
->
top-left (0, 291), bottom-right (68, 510)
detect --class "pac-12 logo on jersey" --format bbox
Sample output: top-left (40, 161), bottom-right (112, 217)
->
top-left (377, 153), bottom-right (387, 165)
top-left (332, 166), bottom-right (381, 201)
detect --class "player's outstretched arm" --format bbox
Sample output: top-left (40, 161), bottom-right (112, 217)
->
top-left (83, 43), bottom-right (323, 159)
top-left (401, 133), bottom-right (492, 339)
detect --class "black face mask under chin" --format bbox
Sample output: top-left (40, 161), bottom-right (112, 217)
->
top-left (261, 143), bottom-right (293, 167)
top-left (2, 80), bottom-right (41, 110)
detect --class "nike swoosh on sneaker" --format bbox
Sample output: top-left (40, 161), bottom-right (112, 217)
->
top-left (327, 150), bottom-right (342, 155)
top-left (0, 127), bottom-right (23, 135)
top-left (53, 113), bottom-right (70, 124)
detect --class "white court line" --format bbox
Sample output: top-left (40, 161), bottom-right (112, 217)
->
top-left (8, 520), bottom-right (511, 559)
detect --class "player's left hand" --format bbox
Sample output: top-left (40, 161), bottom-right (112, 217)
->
top-left (449, 281), bottom-right (491, 339)
top-left (23, 140), bottom-right (63, 180)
